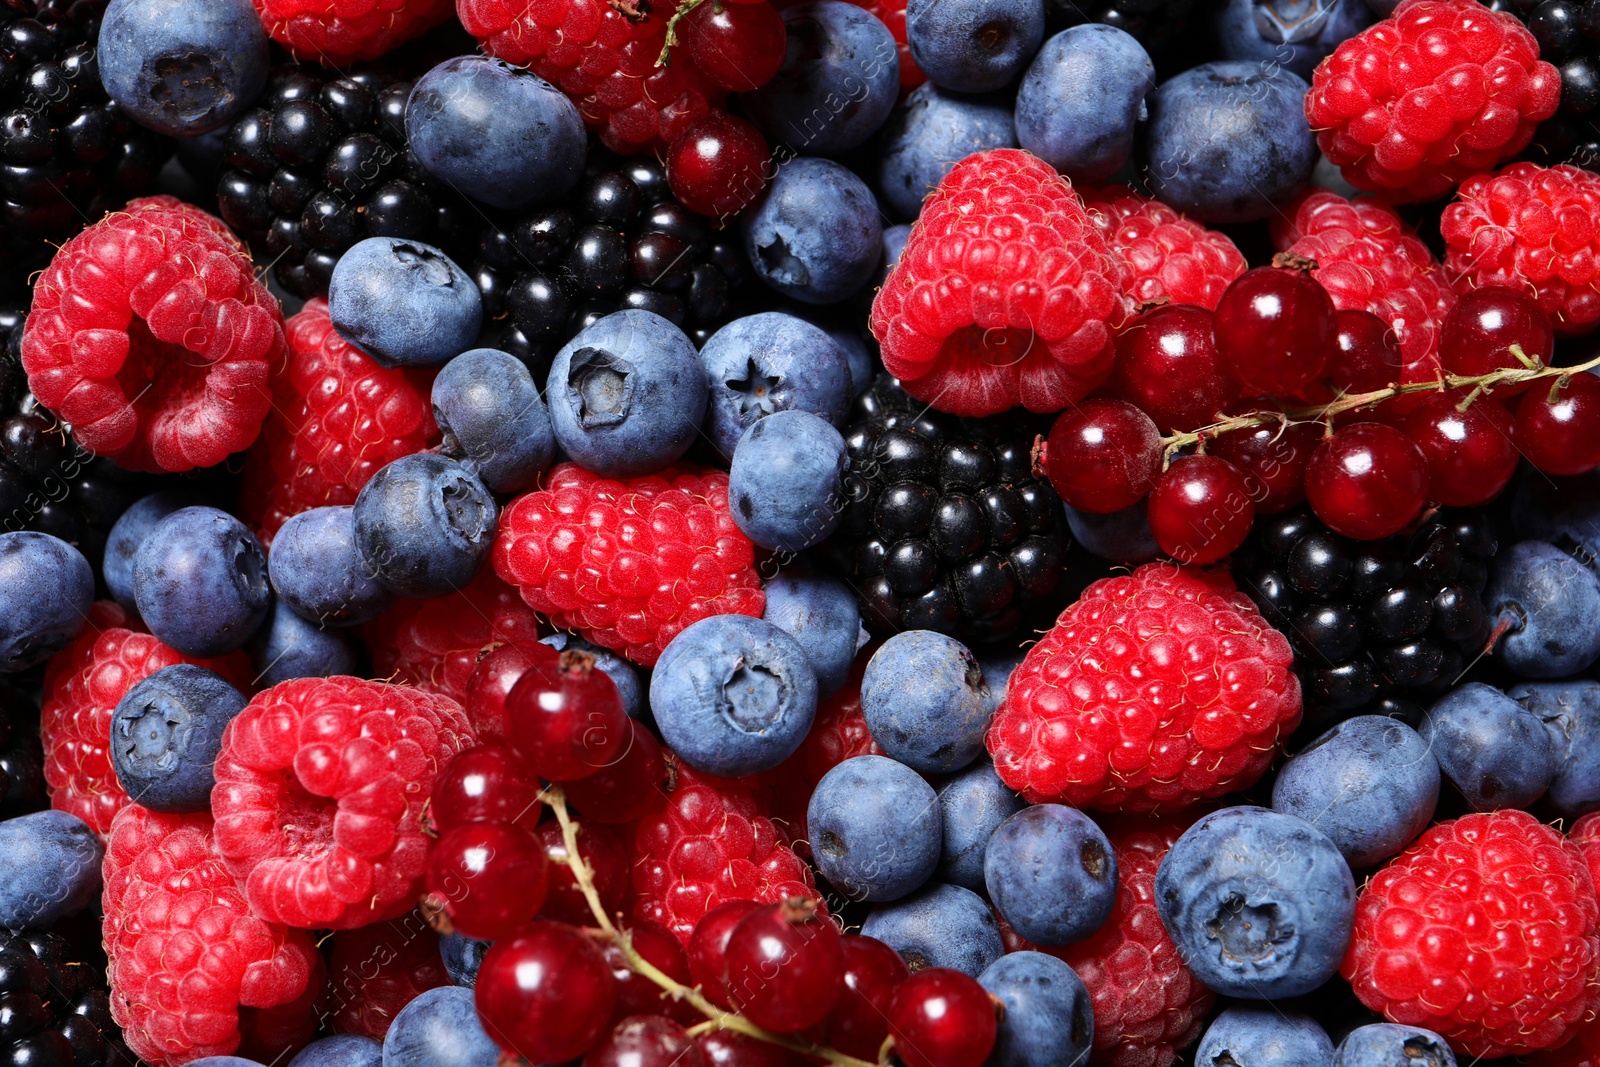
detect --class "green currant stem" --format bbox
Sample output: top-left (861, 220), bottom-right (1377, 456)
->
top-left (1158, 349), bottom-right (1600, 466)
top-left (544, 787), bottom-right (880, 1067)
top-left (656, 0), bottom-right (708, 67)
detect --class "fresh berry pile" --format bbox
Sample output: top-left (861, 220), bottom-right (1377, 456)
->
top-left (13, 2), bottom-right (1600, 1067)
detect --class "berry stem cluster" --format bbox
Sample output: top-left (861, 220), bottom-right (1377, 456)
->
top-left (544, 786), bottom-right (882, 1067)
top-left (1159, 348), bottom-right (1600, 465)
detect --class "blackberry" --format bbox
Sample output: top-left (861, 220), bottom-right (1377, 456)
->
top-left (214, 62), bottom-right (479, 300)
top-left (1492, 0), bottom-right (1600, 168)
top-left (0, 0), bottom-right (169, 293)
top-left (0, 927), bottom-right (126, 1067)
top-left (470, 155), bottom-right (755, 378)
top-left (0, 678), bottom-right (44, 817)
top-left (828, 375), bottom-right (1070, 643)
top-left (1049, 0), bottom-right (1215, 70)
top-left (1238, 507), bottom-right (1498, 733)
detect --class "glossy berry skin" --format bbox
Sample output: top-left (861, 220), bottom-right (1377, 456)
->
top-left (425, 821), bottom-right (548, 940)
top-left (1107, 304), bottom-right (1236, 432)
top-left (1209, 421), bottom-right (1320, 515)
top-left (507, 652), bottom-right (630, 781)
top-left (682, 2), bottom-right (787, 92)
top-left (604, 922), bottom-right (696, 1023)
top-left (887, 968), bottom-right (998, 1067)
top-left (688, 901), bottom-right (763, 1010)
top-left (724, 899), bottom-right (845, 1033)
top-left (584, 1016), bottom-right (705, 1067)
top-left (474, 922), bottom-right (617, 1065)
top-left (1211, 266), bottom-right (1337, 394)
top-left (1517, 375), bottom-right (1600, 476)
top-left (1040, 400), bottom-right (1161, 514)
top-left (696, 1031), bottom-right (803, 1067)
top-left (464, 643), bottom-right (558, 744)
top-left (565, 721), bottom-right (669, 824)
top-left (826, 936), bottom-right (910, 1060)
top-left (1328, 309), bottom-right (1403, 394)
top-left (1146, 455), bottom-right (1254, 565)
top-left (1401, 393), bottom-right (1518, 507)
top-left (1305, 423), bottom-right (1430, 540)
top-left (1439, 285), bottom-right (1555, 389)
top-left (667, 114), bottom-right (771, 218)
top-left (429, 745), bottom-right (542, 833)
top-left (532, 821), bottom-right (631, 927)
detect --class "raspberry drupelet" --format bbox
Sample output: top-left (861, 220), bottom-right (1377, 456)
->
top-left (251, 0), bottom-right (455, 65)
top-left (1080, 185), bottom-right (1247, 311)
top-left (1527, 812), bottom-right (1600, 1067)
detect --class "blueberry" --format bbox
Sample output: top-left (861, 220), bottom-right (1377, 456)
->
top-left (1487, 539), bottom-right (1600, 677)
top-left (1512, 471), bottom-right (1600, 558)
top-left (0, 810), bottom-right (102, 929)
top-left (1511, 679), bottom-right (1600, 817)
top-left (0, 532), bottom-right (93, 671)
top-left (432, 349), bottom-right (554, 495)
top-left (1332, 1023), bottom-right (1457, 1067)
top-left (823, 326), bottom-right (880, 398)
top-left (289, 1035), bottom-right (383, 1067)
top-left (978, 651), bottom-right (1026, 717)
top-left (1270, 715), bottom-right (1439, 868)
top-left (742, 159), bottom-right (885, 305)
top-left (861, 630), bottom-right (992, 773)
top-left (883, 224), bottom-right (912, 274)
top-left (1419, 682), bottom-right (1557, 812)
top-left (189, 1059), bottom-right (265, 1067)
top-left (906, 0), bottom-right (1046, 93)
top-left (133, 508), bottom-right (271, 657)
top-left (985, 805), bottom-right (1116, 946)
top-left (876, 84), bottom-right (1017, 221)
top-left (700, 312), bottom-right (854, 459)
top-left (99, 0), bottom-right (268, 137)
top-left (978, 951), bottom-right (1094, 1067)
top-left (746, 1), bottom-right (900, 155)
top-left (546, 311), bottom-right (709, 478)
top-left (1214, 0), bottom-right (1374, 81)
top-left (1141, 61), bottom-right (1317, 223)
top-left (650, 614), bottom-right (819, 777)
top-left (329, 238), bottom-right (482, 368)
top-left (353, 454), bottom-right (498, 600)
top-left (1064, 502), bottom-right (1157, 565)
top-left (110, 664), bottom-right (247, 814)
top-left (1195, 1005), bottom-right (1335, 1067)
top-left (381, 986), bottom-right (500, 1067)
top-left (1155, 806), bottom-right (1355, 1000)
top-left (808, 754), bottom-right (941, 901)
top-left (269, 506), bottom-right (395, 627)
top-left (104, 492), bottom-right (192, 612)
top-left (540, 633), bottom-right (644, 720)
top-left (440, 932), bottom-right (491, 988)
top-left (762, 569), bottom-right (864, 697)
top-left (405, 56), bottom-right (585, 212)
top-left (936, 761), bottom-right (1024, 892)
top-left (861, 881), bottom-right (1005, 976)
top-left (730, 411), bottom-right (849, 553)
top-left (1014, 26), bottom-right (1154, 182)
top-left (251, 600), bottom-right (358, 687)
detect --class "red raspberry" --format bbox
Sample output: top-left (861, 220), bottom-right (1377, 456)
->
top-left (870, 149), bottom-right (1132, 417)
top-left (1305, 0), bottom-right (1560, 203)
top-left (493, 462), bottom-right (764, 667)
top-left (363, 568), bottom-right (544, 705)
top-left (986, 562), bottom-right (1300, 813)
top-left (842, 0), bottom-right (923, 89)
top-left (1001, 818), bottom-right (1214, 1067)
top-left (1343, 809), bottom-right (1600, 1059)
top-left (1441, 162), bottom-right (1600, 337)
top-left (1079, 185), bottom-right (1246, 311)
top-left (456, 0), bottom-right (726, 153)
top-left (1529, 814), bottom-right (1600, 1067)
top-left (631, 759), bottom-right (820, 944)
top-left (320, 914), bottom-right (450, 1041)
top-left (252, 0), bottom-right (454, 65)
top-left (41, 601), bottom-right (250, 836)
top-left (103, 805), bottom-right (319, 1066)
top-left (239, 298), bottom-right (438, 545)
top-left (211, 677), bottom-right (475, 930)
top-left (20, 196), bottom-right (284, 473)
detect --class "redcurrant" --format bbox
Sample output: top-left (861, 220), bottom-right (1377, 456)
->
top-left (687, 900), bottom-right (763, 1009)
top-left (696, 1031), bottom-right (803, 1067)
top-left (1107, 304), bottom-right (1237, 432)
top-left (1516, 373), bottom-right (1600, 476)
top-left (475, 921), bottom-right (616, 1064)
top-left (1146, 455), bottom-right (1255, 565)
top-left (1439, 286), bottom-right (1555, 392)
top-left (1400, 392), bottom-right (1518, 506)
top-left (1208, 420), bottom-right (1320, 514)
top-left (724, 897), bottom-right (845, 1033)
top-left (508, 650), bottom-right (630, 780)
top-left (532, 820), bottom-right (631, 925)
top-left (1211, 265), bottom-right (1336, 394)
top-left (566, 721), bottom-right (669, 824)
top-left (1040, 399), bottom-right (1162, 514)
top-left (667, 114), bottom-right (771, 218)
top-left (605, 920), bottom-right (698, 1024)
top-left (327, 918), bottom-right (450, 1040)
top-left (430, 745), bottom-right (542, 833)
top-left (825, 935), bottom-right (910, 1060)
top-left (424, 820), bottom-right (548, 941)
top-left (1304, 422), bottom-right (1430, 540)
top-left (466, 641), bottom-right (556, 744)
top-left (1326, 309), bottom-right (1402, 394)
top-left (885, 969), bottom-right (997, 1067)
top-left (585, 1016), bottom-right (706, 1067)
top-left (682, 2), bottom-right (787, 91)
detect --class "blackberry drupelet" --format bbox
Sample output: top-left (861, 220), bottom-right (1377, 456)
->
top-left (1493, 0), bottom-right (1600, 167)
top-left (0, 0), bottom-right (168, 292)
top-left (215, 63), bottom-right (478, 300)
top-left (1238, 507), bottom-right (1497, 733)
top-left (470, 155), bottom-right (754, 377)
top-left (0, 678), bottom-right (44, 817)
top-left (828, 375), bottom-right (1070, 642)
top-left (0, 928), bottom-right (126, 1067)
